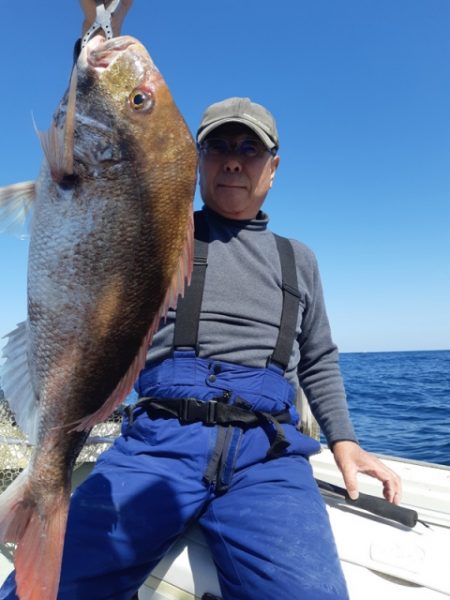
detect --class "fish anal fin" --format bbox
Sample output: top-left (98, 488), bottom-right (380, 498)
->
top-left (0, 181), bottom-right (35, 237)
top-left (160, 209), bottom-right (194, 316)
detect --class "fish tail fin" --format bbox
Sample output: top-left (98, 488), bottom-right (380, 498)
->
top-left (0, 469), bottom-right (32, 543)
top-left (0, 469), bottom-right (69, 600)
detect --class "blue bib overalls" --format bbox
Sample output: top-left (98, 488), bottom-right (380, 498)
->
top-left (0, 214), bottom-right (348, 600)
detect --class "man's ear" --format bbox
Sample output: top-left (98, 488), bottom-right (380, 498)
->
top-left (269, 155), bottom-right (280, 187)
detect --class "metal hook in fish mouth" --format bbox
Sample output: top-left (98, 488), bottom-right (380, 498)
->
top-left (81, 0), bottom-right (123, 49)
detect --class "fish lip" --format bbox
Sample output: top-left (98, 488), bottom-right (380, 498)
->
top-left (85, 36), bottom-right (138, 71)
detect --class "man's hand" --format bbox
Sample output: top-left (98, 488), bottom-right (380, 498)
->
top-left (80, 0), bottom-right (133, 37)
top-left (332, 440), bottom-right (402, 504)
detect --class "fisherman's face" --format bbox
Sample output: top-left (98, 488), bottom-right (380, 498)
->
top-left (198, 124), bottom-right (280, 220)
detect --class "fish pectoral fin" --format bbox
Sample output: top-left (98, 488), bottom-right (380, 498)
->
top-left (1, 321), bottom-right (39, 444)
top-left (0, 180), bottom-right (35, 237)
top-left (0, 468), bottom-right (70, 600)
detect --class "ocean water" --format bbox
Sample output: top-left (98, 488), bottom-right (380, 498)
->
top-left (337, 349), bottom-right (450, 466)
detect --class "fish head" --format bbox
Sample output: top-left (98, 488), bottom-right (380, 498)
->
top-left (69, 35), bottom-right (197, 185)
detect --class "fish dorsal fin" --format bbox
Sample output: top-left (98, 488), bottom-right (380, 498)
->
top-left (1, 322), bottom-right (39, 444)
top-left (35, 120), bottom-right (66, 183)
top-left (34, 65), bottom-right (78, 183)
top-left (71, 210), bottom-right (195, 431)
top-left (0, 181), bottom-right (35, 237)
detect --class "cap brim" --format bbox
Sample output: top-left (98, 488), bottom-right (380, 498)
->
top-left (197, 117), bottom-right (276, 150)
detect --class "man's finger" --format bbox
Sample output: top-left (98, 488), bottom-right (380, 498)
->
top-left (341, 470), bottom-right (359, 500)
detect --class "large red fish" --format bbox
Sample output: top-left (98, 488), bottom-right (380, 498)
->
top-left (0, 34), bottom-right (197, 600)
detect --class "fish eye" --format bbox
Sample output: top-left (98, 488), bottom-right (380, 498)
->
top-left (129, 90), bottom-right (153, 111)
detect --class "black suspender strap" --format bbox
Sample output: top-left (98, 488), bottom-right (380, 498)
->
top-left (173, 211), bottom-right (209, 350)
top-left (173, 214), bottom-right (301, 371)
top-left (269, 235), bottom-right (302, 371)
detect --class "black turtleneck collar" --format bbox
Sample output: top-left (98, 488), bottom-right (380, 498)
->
top-left (201, 205), bottom-right (269, 232)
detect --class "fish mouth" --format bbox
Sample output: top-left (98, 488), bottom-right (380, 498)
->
top-left (84, 35), bottom-right (139, 71)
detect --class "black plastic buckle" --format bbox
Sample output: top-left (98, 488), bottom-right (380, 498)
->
top-left (178, 398), bottom-right (218, 425)
top-left (205, 400), bottom-right (218, 425)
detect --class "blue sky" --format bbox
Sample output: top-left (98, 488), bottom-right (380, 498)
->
top-left (0, 0), bottom-right (449, 352)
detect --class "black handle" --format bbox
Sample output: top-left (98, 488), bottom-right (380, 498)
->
top-left (345, 491), bottom-right (418, 527)
top-left (316, 479), bottom-right (418, 528)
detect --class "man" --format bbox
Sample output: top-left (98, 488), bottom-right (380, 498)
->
top-left (0, 95), bottom-right (401, 600)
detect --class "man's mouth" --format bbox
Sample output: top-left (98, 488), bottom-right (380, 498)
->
top-left (217, 183), bottom-right (246, 189)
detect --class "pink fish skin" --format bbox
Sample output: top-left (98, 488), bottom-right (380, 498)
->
top-left (0, 35), bottom-right (197, 600)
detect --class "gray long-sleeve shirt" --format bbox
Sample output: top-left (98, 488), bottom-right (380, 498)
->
top-left (146, 206), bottom-right (357, 446)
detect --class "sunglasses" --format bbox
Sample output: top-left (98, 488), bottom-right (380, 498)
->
top-left (198, 138), bottom-right (277, 159)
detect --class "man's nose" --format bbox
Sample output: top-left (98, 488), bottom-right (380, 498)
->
top-left (223, 158), bottom-right (242, 173)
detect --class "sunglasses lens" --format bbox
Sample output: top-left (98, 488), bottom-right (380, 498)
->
top-left (204, 139), bottom-right (229, 155)
top-left (199, 138), bottom-right (269, 158)
top-left (238, 140), bottom-right (264, 158)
